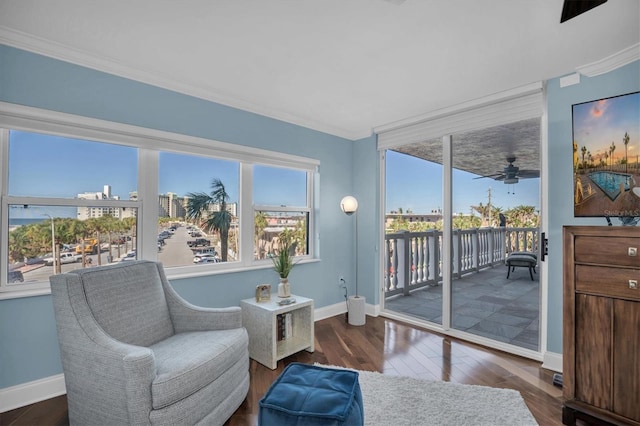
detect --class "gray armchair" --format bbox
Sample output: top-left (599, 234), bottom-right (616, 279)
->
top-left (50, 260), bottom-right (249, 425)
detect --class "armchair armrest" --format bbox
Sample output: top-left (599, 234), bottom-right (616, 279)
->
top-left (170, 301), bottom-right (243, 333)
top-left (155, 264), bottom-right (242, 332)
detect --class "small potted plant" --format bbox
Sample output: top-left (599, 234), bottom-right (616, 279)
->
top-left (271, 234), bottom-right (298, 298)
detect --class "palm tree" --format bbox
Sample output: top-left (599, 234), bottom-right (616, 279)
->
top-left (623, 132), bottom-right (630, 173)
top-left (122, 217), bottom-right (137, 253)
top-left (100, 215), bottom-right (119, 263)
top-left (8, 230), bottom-right (28, 264)
top-left (186, 178), bottom-right (233, 262)
top-left (471, 202), bottom-right (490, 227)
top-left (610, 141), bottom-right (616, 171)
top-left (254, 212), bottom-right (268, 259)
top-left (580, 146), bottom-right (587, 172)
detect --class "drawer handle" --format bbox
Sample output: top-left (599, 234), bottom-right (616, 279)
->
top-left (630, 280), bottom-right (638, 290)
top-left (629, 247), bottom-right (638, 256)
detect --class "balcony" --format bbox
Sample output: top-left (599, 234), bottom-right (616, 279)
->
top-left (383, 227), bottom-right (540, 351)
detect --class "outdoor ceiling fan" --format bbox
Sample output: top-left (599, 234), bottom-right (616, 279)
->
top-left (474, 156), bottom-right (540, 184)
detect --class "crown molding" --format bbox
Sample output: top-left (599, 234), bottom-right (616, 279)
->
top-left (0, 26), bottom-right (362, 141)
top-left (0, 101), bottom-right (319, 171)
top-left (576, 43), bottom-right (640, 77)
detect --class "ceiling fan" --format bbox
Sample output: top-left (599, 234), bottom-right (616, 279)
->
top-left (474, 156), bottom-right (540, 184)
top-left (560, 0), bottom-right (607, 23)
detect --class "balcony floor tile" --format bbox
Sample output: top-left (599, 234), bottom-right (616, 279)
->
top-left (384, 265), bottom-right (540, 351)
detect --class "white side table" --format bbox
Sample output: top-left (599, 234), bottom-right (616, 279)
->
top-left (240, 294), bottom-right (314, 369)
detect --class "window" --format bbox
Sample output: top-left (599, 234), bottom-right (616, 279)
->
top-left (2, 130), bottom-right (140, 292)
top-left (0, 103), bottom-right (319, 296)
top-left (158, 152), bottom-right (240, 268)
top-left (253, 165), bottom-right (311, 260)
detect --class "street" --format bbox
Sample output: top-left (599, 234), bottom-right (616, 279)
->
top-left (17, 224), bottom-right (213, 284)
top-left (158, 225), bottom-right (215, 267)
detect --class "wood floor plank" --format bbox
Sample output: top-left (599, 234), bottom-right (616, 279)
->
top-left (2, 315), bottom-right (564, 426)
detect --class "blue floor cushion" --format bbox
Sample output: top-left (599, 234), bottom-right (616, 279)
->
top-left (259, 363), bottom-right (364, 426)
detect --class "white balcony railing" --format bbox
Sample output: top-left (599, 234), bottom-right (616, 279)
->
top-left (384, 227), bottom-right (539, 297)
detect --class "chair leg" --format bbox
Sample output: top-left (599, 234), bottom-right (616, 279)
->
top-left (506, 263), bottom-right (511, 279)
top-left (528, 266), bottom-right (534, 280)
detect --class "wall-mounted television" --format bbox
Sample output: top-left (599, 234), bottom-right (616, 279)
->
top-left (572, 91), bottom-right (640, 220)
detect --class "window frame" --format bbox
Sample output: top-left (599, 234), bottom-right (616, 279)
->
top-left (251, 163), bottom-right (314, 264)
top-left (0, 102), bottom-right (319, 298)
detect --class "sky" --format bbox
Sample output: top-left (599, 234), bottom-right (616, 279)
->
top-left (386, 150), bottom-right (540, 215)
top-left (8, 129), bottom-right (541, 219)
top-left (572, 91), bottom-right (639, 168)
top-left (7, 130), bottom-right (307, 218)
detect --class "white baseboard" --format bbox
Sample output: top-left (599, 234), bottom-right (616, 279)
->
top-left (0, 374), bottom-right (66, 413)
top-left (314, 300), bottom-right (378, 322)
top-left (542, 351), bottom-right (562, 373)
top-left (314, 300), bottom-right (347, 321)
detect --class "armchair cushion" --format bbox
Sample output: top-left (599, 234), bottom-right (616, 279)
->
top-left (80, 261), bottom-right (174, 347)
top-left (150, 328), bottom-right (248, 409)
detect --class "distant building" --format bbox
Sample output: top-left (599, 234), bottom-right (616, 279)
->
top-left (158, 192), bottom-right (187, 218)
top-left (158, 192), bottom-right (238, 222)
top-left (77, 185), bottom-right (123, 220)
top-left (385, 211), bottom-right (443, 228)
top-left (76, 185), bottom-right (136, 220)
top-left (78, 185), bottom-right (240, 222)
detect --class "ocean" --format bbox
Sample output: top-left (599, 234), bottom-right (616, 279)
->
top-left (9, 218), bottom-right (46, 226)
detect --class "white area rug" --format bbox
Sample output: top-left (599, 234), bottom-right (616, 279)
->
top-left (317, 365), bottom-right (538, 426)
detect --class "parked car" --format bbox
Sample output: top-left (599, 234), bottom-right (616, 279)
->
top-left (193, 254), bottom-right (220, 264)
top-left (8, 270), bottom-right (24, 283)
top-left (43, 252), bottom-right (82, 266)
top-left (187, 238), bottom-right (211, 248)
top-left (117, 251), bottom-right (137, 262)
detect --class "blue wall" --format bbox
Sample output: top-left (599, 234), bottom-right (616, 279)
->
top-left (0, 44), bottom-right (373, 389)
top-left (546, 60), bottom-right (639, 353)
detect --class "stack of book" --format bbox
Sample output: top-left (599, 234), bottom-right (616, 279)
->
top-left (276, 312), bottom-right (293, 341)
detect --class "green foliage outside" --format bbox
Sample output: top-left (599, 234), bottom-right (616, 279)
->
top-left (386, 204), bottom-right (539, 233)
top-left (8, 214), bottom-right (137, 264)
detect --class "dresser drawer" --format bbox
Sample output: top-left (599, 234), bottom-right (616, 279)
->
top-left (575, 236), bottom-right (640, 267)
top-left (576, 264), bottom-right (640, 301)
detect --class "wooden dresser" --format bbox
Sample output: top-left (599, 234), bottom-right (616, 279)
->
top-left (563, 226), bottom-right (640, 426)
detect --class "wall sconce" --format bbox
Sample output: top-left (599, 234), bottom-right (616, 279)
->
top-left (340, 195), bottom-right (365, 326)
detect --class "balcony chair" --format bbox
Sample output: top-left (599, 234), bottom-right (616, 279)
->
top-left (505, 251), bottom-right (537, 280)
top-left (50, 260), bottom-right (249, 425)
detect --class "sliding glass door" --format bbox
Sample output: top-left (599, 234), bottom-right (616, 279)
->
top-left (382, 120), bottom-right (542, 354)
top-left (450, 121), bottom-right (541, 351)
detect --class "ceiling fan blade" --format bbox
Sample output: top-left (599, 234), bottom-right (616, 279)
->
top-left (516, 170), bottom-right (540, 178)
top-left (561, 0), bottom-right (607, 23)
top-left (473, 173), bottom-right (503, 180)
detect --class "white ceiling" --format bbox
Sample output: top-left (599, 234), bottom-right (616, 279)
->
top-left (0, 0), bottom-right (638, 140)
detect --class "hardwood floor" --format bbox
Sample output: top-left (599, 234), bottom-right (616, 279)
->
top-left (1, 314), bottom-right (564, 426)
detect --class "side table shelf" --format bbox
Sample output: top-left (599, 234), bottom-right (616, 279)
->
top-left (241, 295), bottom-right (314, 369)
